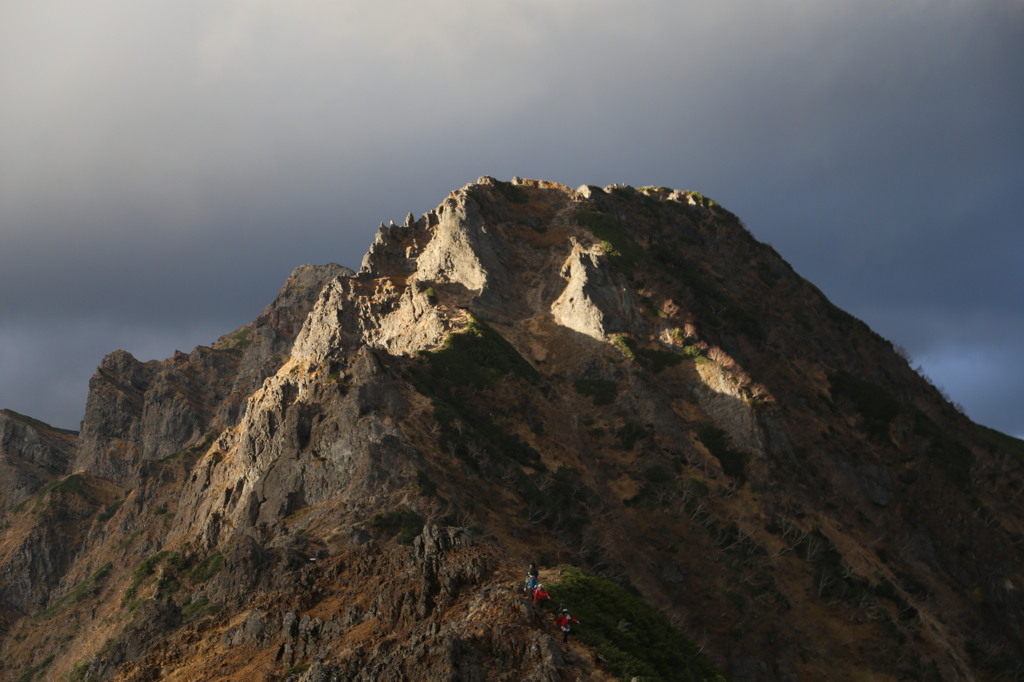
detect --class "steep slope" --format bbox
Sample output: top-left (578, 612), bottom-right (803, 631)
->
top-left (2, 177), bottom-right (1023, 681)
top-left (0, 409), bottom-right (76, 512)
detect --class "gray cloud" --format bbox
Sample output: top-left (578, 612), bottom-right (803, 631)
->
top-left (1, 0), bottom-right (1021, 436)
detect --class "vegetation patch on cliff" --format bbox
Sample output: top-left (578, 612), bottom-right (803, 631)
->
top-left (422, 315), bottom-right (538, 388)
top-left (371, 508), bottom-right (424, 545)
top-left (577, 209), bottom-right (644, 274)
top-left (37, 562), bottom-right (113, 619)
top-left (546, 565), bottom-right (728, 681)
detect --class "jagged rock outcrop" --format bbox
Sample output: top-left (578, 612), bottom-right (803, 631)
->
top-left (0, 409), bottom-right (76, 510)
top-left (1, 178), bottom-right (1023, 682)
top-left (73, 263), bottom-right (352, 482)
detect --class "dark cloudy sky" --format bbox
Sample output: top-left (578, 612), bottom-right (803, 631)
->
top-left (2, 1), bottom-right (1022, 437)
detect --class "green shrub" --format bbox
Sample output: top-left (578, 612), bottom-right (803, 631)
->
top-left (67, 661), bottom-right (94, 682)
top-left (181, 596), bottom-right (211, 622)
top-left (190, 553), bottom-right (225, 582)
top-left (35, 473), bottom-right (86, 502)
top-left (97, 499), bottom-right (123, 522)
top-left (280, 663), bottom-right (312, 681)
top-left (681, 345), bottom-right (709, 365)
top-left (37, 563), bottom-right (113, 619)
top-left (12, 473), bottom-right (88, 509)
top-left (637, 347), bottom-right (683, 373)
top-left (229, 328), bottom-right (254, 349)
top-left (546, 566), bottom-right (728, 681)
top-left (122, 551), bottom-right (170, 606)
top-left (422, 315), bottom-right (538, 389)
top-left (14, 653), bottom-right (55, 682)
top-left (371, 508), bottom-right (424, 545)
top-left (576, 210), bottom-right (644, 275)
top-left (611, 334), bottom-right (637, 361)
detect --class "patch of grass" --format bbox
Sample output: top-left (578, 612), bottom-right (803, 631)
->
top-left (181, 596), bottom-right (211, 622)
top-left (14, 653), bottom-right (55, 682)
top-left (229, 327), bottom-right (254, 350)
top-left (166, 552), bottom-right (192, 572)
top-left (609, 334), bottom-right (687, 374)
top-left (67, 661), bottom-right (94, 682)
top-left (190, 553), bottom-right (225, 582)
top-left (502, 183), bottom-right (529, 204)
top-left (546, 566), bottom-right (728, 681)
top-left (122, 551), bottom-right (170, 606)
top-left (423, 287), bottom-right (438, 304)
top-left (16, 473), bottom-right (88, 513)
top-left (574, 379), bottom-right (618, 406)
top-left (39, 473), bottom-right (85, 497)
top-left (421, 315), bottom-right (538, 389)
top-left (611, 334), bottom-right (637, 361)
top-left (636, 347), bottom-right (683, 373)
top-left (371, 508), bottom-right (424, 545)
top-left (412, 324), bottom-right (546, 472)
top-left (576, 209), bottom-right (644, 275)
top-left (97, 499), bottom-right (124, 522)
top-left (280, 663), bottom-right (312, 681)
top-left (682, 345), bottom-right (709, 365)
top-left (159, 433), bottom-right (215, 464)
top-left (38, 563), bottom-right (113, 619)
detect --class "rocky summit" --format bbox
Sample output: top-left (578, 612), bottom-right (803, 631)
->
top-left (2, 177), bottom-right (1023, 681)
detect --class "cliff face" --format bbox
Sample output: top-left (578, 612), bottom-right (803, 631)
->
top-left (73, 263), bottom-right (353, 481)
top-left (0, 409), bottom-right (76, 510)
top-left (2, 177), bottom-right (1024, 682)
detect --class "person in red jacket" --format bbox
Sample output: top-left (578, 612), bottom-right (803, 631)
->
top-left (526, 583), bottom-right (550, 625)
top-left (555, 608), bottom-right (579, 643)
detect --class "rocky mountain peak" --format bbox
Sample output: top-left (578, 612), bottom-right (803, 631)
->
top-left (1, 178), bottom-right (1023, 681)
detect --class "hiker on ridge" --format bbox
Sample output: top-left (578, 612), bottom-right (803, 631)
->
top-left (526, 582), bottom-right (550, 625)
top-left (532, 583), bottom-right (550, 607)
top-left (524, 562), bottom-right (539, 591)
top-left (555, 608), bottom-right (579, 643)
